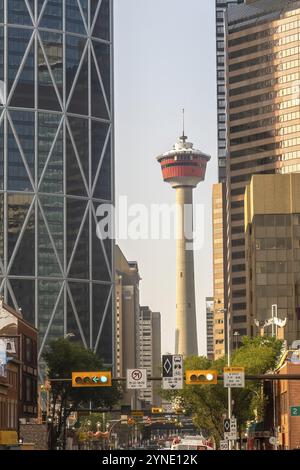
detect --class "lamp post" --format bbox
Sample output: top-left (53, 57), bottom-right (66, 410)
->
top-left (218, 307), bottom-right (232, 449)
top-left (233, 331), bottom-right (240, 350)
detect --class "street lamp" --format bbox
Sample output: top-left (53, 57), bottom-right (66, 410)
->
top-left (218, 307), bottom-right (232, 449)
top-left (233, 331), bottom-right (240, 350)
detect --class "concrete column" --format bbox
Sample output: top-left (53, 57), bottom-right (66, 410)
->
top-left (175, 186), bottom-right (198, 357)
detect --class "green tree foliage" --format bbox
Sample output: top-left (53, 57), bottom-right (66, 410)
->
top-left (162, 336), bottom-right (282, 444)
top-left (43, 338), bottom-right (123, 449)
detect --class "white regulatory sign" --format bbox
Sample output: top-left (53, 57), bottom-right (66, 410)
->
top-left (224, 367), bottom-right (245, 388)
top-left (220, 440), bottom-right (229, 450)
top-left (126, 368), bottom-right (147, 390)
top-left (162, 355), bottom-right (183, 390)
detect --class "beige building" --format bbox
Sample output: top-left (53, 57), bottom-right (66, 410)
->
top-left (138, 307), bottom-right (162, 408)
top-left (224, 0), bottom-right (300, 343)
top-left (245, 174), bottom-right (300, 345)
top-left (212, 183), bottom-right (226, 358)
top-left (115, 246), bottom-right (141, 407)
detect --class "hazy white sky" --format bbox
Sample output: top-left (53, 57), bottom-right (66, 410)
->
top-left (114, 0), bottom-right (217, 355)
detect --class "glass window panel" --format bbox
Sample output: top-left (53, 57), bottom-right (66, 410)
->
top-left (10, 110), bottom-right (35, 178)
top-left (92, 282), bottom-right (110, 349)
top-left (68, 49), bottom-right (88, 115)
top-left (92, 41), bottom-right (110, 104)
top-left (39, 0), bottom-right (62, 30)
top-left (0, 28), bottom-right (3, 85)
top-left (66, 129), bottom-right (87, 196)
top-left (38, 112), bottom-right (61, 180)
top-left (10, 43), bottom-right (35, 108)
top-left (8, 0), bottom-right (33, 26)
top-left (38, 209), bottom-right (61, 277)
top-left (38, 280), bottom-right (63, 345)
top-left (95, 296), bottom-right (112, 364)
top-left (9, 279), bottom-right (35, 326)
top-left (7, 193), bottom-right (33, 261)
top-left (92, 0), bottom-right (110, 41)
top-left (39, 31), bottom-right (63, 101)
top-left (91, 216), bottom-right (110, 282)
top-left (66, 198), bottom-right (87, 264)
top-left (93, 136), bottom-right (111, 200)
top-left (39, 195), bottom-right (64, 265)
top-left (78, 0), bottom-right (88, 26)
top-left (0, 1), bottom-right (3, 23)
top-left (91, 120), bottom-right (109, 179)
top-left (39, 126), bottom-right (63, 193)
top-left (7, 27), bottom-right (33, 94)
top-left (68, 117), bottom-right (89, 183)
top-left (7, 123), bottom-right (33, 191)
top-left (0, 116), bottom-right (3, 189)
top-left (38, 43), bottom-right (61, 111)
top-left (66, 0), bottom-right (86, 35)
top-left (66, 34), bottom-right (87, 98)
top-left (69, 216), bottom-right (89, 280)
top-left (69, 282), bottom-right (90, 346)
top-left (10, 209), bottom-right (35, 276)
top-left (66, 294), bottom-right (84, 348)
top-left (0, 193), bottom-right (3, 261)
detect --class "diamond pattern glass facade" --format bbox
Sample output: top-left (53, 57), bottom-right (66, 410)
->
top-left (0, 0), bottom-right (114, 372)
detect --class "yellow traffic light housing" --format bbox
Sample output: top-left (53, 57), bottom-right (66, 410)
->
top-left (72, 371), bottom-right (112, 387)
top-left (151, 407), bottom-right (163, 414)
top-left (185, 370), bottom-right (218, 385)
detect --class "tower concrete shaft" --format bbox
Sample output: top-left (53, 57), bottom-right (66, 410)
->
top-left (175, 186), bottom-right (198, 357)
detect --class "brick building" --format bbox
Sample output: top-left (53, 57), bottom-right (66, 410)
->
top-left (276, 350), bottom-right (300, 450)
top-left (0, 299), bottom-right (38, 447)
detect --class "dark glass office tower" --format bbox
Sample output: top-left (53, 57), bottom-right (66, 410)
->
top-left (0, 0), bottom-right (114, 370)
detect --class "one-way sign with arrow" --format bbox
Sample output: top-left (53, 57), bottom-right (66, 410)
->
top-left (162, 355), bottom-right (183, 390)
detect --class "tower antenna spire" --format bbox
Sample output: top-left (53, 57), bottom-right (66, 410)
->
top-left (181, 108), bottom-right (187, 142)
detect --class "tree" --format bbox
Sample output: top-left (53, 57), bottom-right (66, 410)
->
top-left (162, 336), bottom-right (282, 444)
top-left (42, 338), bottom-right (123, 449)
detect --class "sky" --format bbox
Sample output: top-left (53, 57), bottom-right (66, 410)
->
top-left (114, 0), bottom-right (217, 356)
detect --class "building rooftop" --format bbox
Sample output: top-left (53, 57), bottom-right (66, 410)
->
top-left (228, 0), bottom-right (300, 25)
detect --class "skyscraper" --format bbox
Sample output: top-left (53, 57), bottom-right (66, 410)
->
top-left (0, 1), bottom-right (114, 372)
top-left (215, 0), bottom-right (244, 183)
top-left (138, 307), bottom-right (161, 408)
top-left (225, 0), bottom-right (300, 339)
top-left (157, 131), bottom-right (210, 357)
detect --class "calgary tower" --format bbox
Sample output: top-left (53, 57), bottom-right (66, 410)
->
top-left (157, 114), bottom-right (210, 356)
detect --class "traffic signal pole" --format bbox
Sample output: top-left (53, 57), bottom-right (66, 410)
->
top-left (227, 311), bottom-right (232, 450)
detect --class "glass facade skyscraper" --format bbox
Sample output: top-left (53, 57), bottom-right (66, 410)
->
top-left (0, 0), bottom-right (114, 371)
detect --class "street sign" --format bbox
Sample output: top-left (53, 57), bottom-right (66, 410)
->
top-left (224, 417), bottom-right (237, 441)
top-left (131, 411), bottom-right (144, 417)
top-left (291, 406), bottom-right (300, 416)
top-left (126, 368), bottom-right (147, 390)
top-left (162, 355), bottom-right (183, 390)
top-left (224, 367), bottom-right (245, 388)
top-left (162, 403), bottom-right (173, 413)
top-left (220, 440), bottom-right (229, 450)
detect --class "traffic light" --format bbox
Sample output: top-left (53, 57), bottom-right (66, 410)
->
top-left (151, 407), bottom-right (163, 414)
top-left (127, 418), bottom-right (135, 425)
top-left (185, 370), bottom-right (218, 385)
top-left (72, 371), bottom-right (112, 387)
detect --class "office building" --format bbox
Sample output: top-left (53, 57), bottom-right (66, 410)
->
top-left (215, 0), bottom-right (244, 183)
top-left (206, 297), bottom-right (214, 360)
top-left (157, 130), bottom-right (210, 357)
top-left (245, 174), bottom-right (300, 345)
top-left (139, 307), bottom-right (161, 408)
top-left (212, 183), bottom-right (226, 359)
top-left (225, 0), bottom-right (300, 341)
top-left (0, 1), bottom-right (114, 370)
top-left (115, 245), bottom-right (140, 407)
